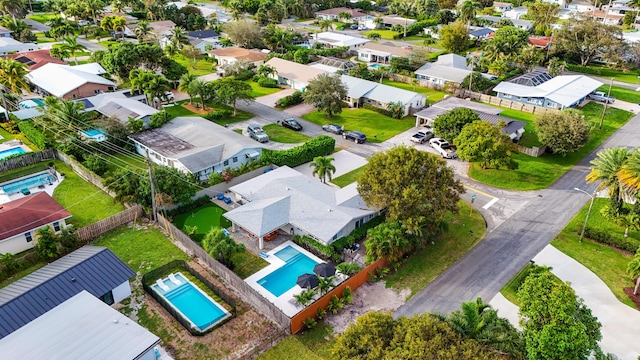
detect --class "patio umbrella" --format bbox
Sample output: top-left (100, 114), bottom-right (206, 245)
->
top-left (313, 263), bottom-right (336, 278)
top-left (297, 273), bottom-right (319, 289)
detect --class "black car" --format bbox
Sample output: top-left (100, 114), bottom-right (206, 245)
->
top-left (343, 131), bottom-right (366, 144)
top-left (322, 123), bottom-right (343, 135)
top-left (281, 118), bottom-right (303, 131)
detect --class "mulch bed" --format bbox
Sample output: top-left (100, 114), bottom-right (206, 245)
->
top-left (624, 287), bottom-right (640, 310)
top-left (182, 102), bottom-right (211, 115)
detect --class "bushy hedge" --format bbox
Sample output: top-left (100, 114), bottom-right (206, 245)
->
top-left (294, 235), bottom-right (341, 262)
top-left (234, 70), bottom-right (255, 81)
top-left (204, 109), bottom-right (233, 121)
top-left (257, 77), bottom-right (278, 88)
top-left (331, 215), bottom-right (385, 252)
top-left (564, 64), bottom-right (603, 76)
top-left (362, 103), bottom-right (394, 118)
top-left (275, 90), bottom-right (304, 108)
top-left (582, 226), bottom-right (640, 253)
top-left (405, 19), bottom-right (439, 37)
top-left (261, 135), bottom-right (335, 167)
top-left (18, 121), bottom-right (53, 149)
top-left (165, 195), bottom-right (212, 218)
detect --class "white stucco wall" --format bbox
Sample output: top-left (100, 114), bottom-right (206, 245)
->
top-left (112, 280), bottom-right (132, 304)
top-left (0, 219), bottom-right (68, 255)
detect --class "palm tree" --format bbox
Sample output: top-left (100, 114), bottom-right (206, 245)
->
top-left (618, 149), bottom-right (640, 193)
top-left (60, 36), bottom-right (85, 65)
top-left (367, 32), bottom-right (381, 41)
top-left (101, 15), bottom-right (127, 39)
top-left (338, 11), bottom-right (352, 23)
top-left (48, 99), bottom-right (92, 132)
top-left (178, 73), bottom-right (197, 104)
top-left (309, 156), bottom-right (336, 183)
top-left (0, 0), bottom-right (25, 26)
top-left (627, 249), bottom-right (640, 295)
top-left (188, 79), bottom-right (208, 110)
top-left (319, 19), bottom-right (333, 32)
top-left (600, 206), bottom-right (640, 238)
top-left (85, 0), bottom-right (105, 23)
top-left (146, 74), bottom-right (171, 109)
top-left (586, 147), bottom-right (631, 216)
top-left (0, 58), bottom-right (29, 94)
top-left (372, 16), bottom-right (383, 30)
top-left (317, 275), bottom-right (335, 295)
top-left (129, 69), bottom-right (155, 103)
top-left (134, 20), bottom-right (152, 43)
top-left (169, 26), bottom-right (188, 50)
top-left (459, 0), bottom-right (482, 28)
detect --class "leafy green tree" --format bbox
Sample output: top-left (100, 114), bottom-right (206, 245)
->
top-left (202, 228), bottom-right (245, 267)
top-left (439, 21), bottom-right (470, 53)
top-left (349, 63), bottom-right (372, 80)
top-left (83, 154), bottom-right (109, 176)
top-left (455, 120), bottom-right (518, 170)
top-left (586, 147), bottom-right (631, 216)
top-left (367, 32), bottom-right (381, 40)
top-left (526, 1), bottom-right (560, 35)
top-left (365, 221), bottom-right (414, 263)
top-left (357, 146), bottom-right (464, 234)
top-left (0, 252), bottom-right (18, 274)
top-left (535, 110), bottom-right (590, 156)
top-left (553, 14), bottom-right (623, 66)
top-left (46, 98), bottom-right (92, 132)
top-left (627, 248), bottom-right (640, 295)
top-left (36, 226), bottom-right (60, 261)
top-left (178, 73), bottom-right (197, 104)
top-left (386, 101), bottom-right (405, 119)
top-left (461, 71), bottom-right (494, 92)
top-left (213, 77), bottom-right (254, 116)
top-left (433, 107), bottom-right (481, 142)
top-left (100, 15), bottom-right (126, 39)
top-left (58, 228), bottom-right (79, 254)
top-left (517, 266), bottom-right (602, 360)
top-left (600, 205), bottom-right (640, 238)
top-left (303, 73), bottom-right (347, 118)
top-left (488, 26), bottom-right (530, 59)
top-left (93, 42), bottom-right (166, 80)
top-left (223, 21), bottom-right (263, 48)
top-left (309, 156), bottom-right (336, 183)
top-left (0, 58), bottom-right (29, 94)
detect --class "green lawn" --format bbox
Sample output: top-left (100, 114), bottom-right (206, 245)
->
top-left (469, 103), bottom-right (634, 190)
top-left (248, 81), bottom-right (282, 98)
top-left (262, 124), bottom-right (312, 143)
top-left (28, 13), bottom-right (60, 24)
top-left (600, 85), bottom-right (640, 104)
top-left (229, 250), bottom-right (269, 279)
top-left (330, 166), bottom-right (364, 187)
top-left (164, 100), bottom-right (254, 126)
top-left (97, 40), bottom-right (120, 48)
top-left (172, 203), bottom-right (232, 243)
top-left (35, 32), bottom-right (55, 43)
top-left (385, 201), bottom-right (486, 298)
top-left (501, 263), bottom-right (534, 305)
top-left (551, 198), bottom-right (636, 308)
top-left (260, 321), bottom-right (336, 360)
top-left (362, 30), bottom-right (400, 40)
top-left (570, 64), bottom-right (640, 84)
top-left (302, 108), bottom-right (414, 143)
top-left (172, 53), bottom-right (215, 76)
top-left (381, 79), bottom-right (447, 104)
top-left (0, 127), bottom-right (38, 150)
top-left (52, 161), bottom-right (126, 228)
top-left (0, 127), bottom-right (14, 144)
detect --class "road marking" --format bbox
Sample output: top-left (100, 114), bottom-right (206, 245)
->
top-left (464, 185), bottom-right (496, 199)
top-left (483, 198), bottom-right (499, 209)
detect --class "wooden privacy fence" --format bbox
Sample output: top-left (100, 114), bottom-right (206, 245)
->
top-left (515, 144), bottom-right (547, 157)
top-left (457, 89), bottom-right (559, 115)
top-left (0, 148), bottom-right (56, 173)
top-left (157, 213), bottom-right (292, 330)
top-left (78, 205), bottom-right (142, 242)
top-left (290, 257), bottom-right (389, 334)
top-left (55, 150), bottom-right (119, 198)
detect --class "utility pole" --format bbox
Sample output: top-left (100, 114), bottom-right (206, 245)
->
top-left (599, 77), bottom-right (613, 129)
top-left (0, 86), bottom-right (8, 122)
top-left (145, 149), bottom-right (157, 222)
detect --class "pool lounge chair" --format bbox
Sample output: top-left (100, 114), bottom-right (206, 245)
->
top-left (260, 252), bottom-right (269, 259)
top-left (168, 273), bottom-right (182, 285)
top-left (155, 279), bottom-right (170, 292)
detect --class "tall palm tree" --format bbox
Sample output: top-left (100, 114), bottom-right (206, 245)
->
top-left (169, 26), bottom-right (188, 50)
top-left (146, 74), bottom-right (171, 109)
top-left (85, 0), bottom-right (105, 22)
top-left (618, 149), bottom-right (640, 193)
top-left (60, 36), bottom-right (85, 65)
top-left (586, 147), bottom-right (631, 215)
top-left (188, 79), bottom-right (208, 110)
top-left (319, 19), bottom-right (333, 32)
top-left (129, 69), bottom-right (155, 103)
top-left (0, 0), bottom-right (25, 26)
top-left (309, 156), bottom-right (336, 183)
top-left (459, 0), bottom-right (482, 28)
top-left (0, 58), bottom-right (29, 94)
top-left (178, 73), bottom-right (197, 104)
top-left (134, 20), bottom-right (152, 43)
top-left (48, 99), bottom-right (92, 132)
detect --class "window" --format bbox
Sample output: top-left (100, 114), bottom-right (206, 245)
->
top-left (233, 157), bottom-right (238, 163)
top-left (99, 290), bottom-right (114, 305)
top-left (25, 232), bottom-right (33, 242)
top-left (223, 160), bottom-right (229, 166)
top-left (53, 222), bottom-right (60, 232)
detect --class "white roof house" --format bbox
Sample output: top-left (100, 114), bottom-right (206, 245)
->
top-left (97, 98), bottom-right (158, 125)
top-left (0, 291), bottom-right (160, 360)
top-left (340, 75), bottom-right (426, 116)
top-left (224, 166), bottom-right (377, 249)
top-left (494, 74), bottom-right (602, 109)
top-left (314, 32), bottom-right (369, 51)
top-left (265, 57), bottom-right (327, 90)
top-left (27, 63), bottom-right (116, 100)
top-left (130, 116), bottom-right (264, 181)
top-left (0, 38), bottom-right (38, 55)
top-left (415, 53), bottom-right (471, 85)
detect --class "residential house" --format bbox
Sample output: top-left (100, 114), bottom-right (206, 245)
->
top-left (0, 192), bottom-right (71, 255)
top-left (168, 1), bottom-right (216, 18)
top-left (0, 38), bottom-right (38, 55)
top-left (124, 20), bottom-right (175, 46)
top-left (364, 15), bottom-right (416, 30)
top-left (100, 11), bottom-right (139, 23)
top-left (224, 166), bottom-right (378, 249)
top-left (315, 7), bottom-right (371, 22)
top-left (469, 28), bottom-right (495, 41)
top-left (265, 57), bottom-right (327, 90)
top-left (567, 0), bottom-right (596, 12)
top-left (309, 56), bottom-right (357, 73)
top-left (6, 50), bottom-right (66, 70)
top-left (504, 6), bottom-right (529, 19)
top-left (96, 98), bottom-right (158, 126)
top-left (27, 63), bottom-right (116, 100)
top-left (314, 32), bottom-right (370, 52)
top-left (542, 0), bottom-right (568, 7)
top-left (479, 15), bottom-right (532, 30)
top-left (493, 2), bottom-right (513, 12)
top-left (0, 245), bottom-right (136, 338)
top-left (603, 3), bottom-right (635, 14)
top-left (188, 29), bottom-right (221, 52)
top-left (414, 97), bottom-right (526, 140)
top-left (493, 71), bottom-right (602, 109)
top-left (0, 26), bottom-right (11, 37)
top-left (528, 36), bottom-right (553, 49)
top-left (592, 10), bottom-right (624, 24)
top-left (207, 47), bottom-right (268, 71)
top-left (0, 291), bottom-right (160, 360)
top-left (340, 75), bottom-right (426, 116)
top-left (415, 53), bottom-right (471, 86)
top-left (130, 116), bottom-right (264, 181)
top-left (356, 42), bottom-right (411, 64)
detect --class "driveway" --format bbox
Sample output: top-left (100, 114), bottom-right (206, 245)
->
top-left (284, 103), bottom-right (315, 117)
top-left (25, 18), bottom-right (49, 31)
top-left (293, 150), bottom-right (367, 181)
top-left (255, 88), bottom-right (295, 107)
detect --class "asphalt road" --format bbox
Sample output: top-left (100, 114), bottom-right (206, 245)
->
top-left (395, 111), bottom-right (640, 316)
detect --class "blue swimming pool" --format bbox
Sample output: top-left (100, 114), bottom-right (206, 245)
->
top-left (0, 147), bottom-right (25, 161)
top-left (152, 272), bottom-right (230, 332)
top-left (1, 172), bottom-right (55, 194)
top-left (82, 129), bottom-right (105, 137)
top-left (18, 98), bottom-right (45, 109)
top-left (257, 246), bottom-right (320, 297)
top-left (369, 63), bottom-right (385, 70)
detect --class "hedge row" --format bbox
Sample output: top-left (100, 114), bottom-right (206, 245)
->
top-left (582, 226), bottom-right (640, 253)
top-left (203, 109), bottom-right (233, 121)
top-left (294, 235), bottom-right (341, 262)
top-left (362, 103), bottom-right (394, 118)
top-left (564, 64), bottom-right (603, 76)
top-left (17, 121), bottom-right (53, 149)
top-left (165, 195), bottom-right (212, 218)
top-left (332, 215), bottom-right (385, 252)
top-left (275, 90), bottom-right (304, 108)
top-left (261, 135), bottom-right (335, 167)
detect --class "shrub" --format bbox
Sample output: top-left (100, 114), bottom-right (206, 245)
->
top-left (275, 90), bottom-right (304, 108)
top-left (316, 307), bottom-right (327, 320)
top-left (582, 226), bottom-right (640, 253)
top-left (293, 235), bottom-right (341, 262)
top-left (149, 110), bottom-right (171, 128)
top-left (209, 172), bottom-right (224, 185)
top-left (17, 121), bottom-right (54, 149)
top-left (564, 64), bottom-right (602, 76)
top-left (342, 286), bottom-right (353, 304)
top-left (362, 103), bottom-right (394, 118)
top-left (261, 135), bottom-right (335, 168)
top-left (83, 154), bottom-right (109, 176)
top-left (234, 69), bottom-right (255, 81)
top-left (303, 317), bottom-right (318, 329)
top-left (257, 77), bottom-right (278, 88)
top-left (331, 215), bottom-right (385, 253)
top-left (203, 109), bottom-right (233, 121)
top-left (0, 119), bottom-right (19, 134)
top-left (327, 295), bottom-right (344, 314)
top-left (336, 262), bottom-right (362, 276)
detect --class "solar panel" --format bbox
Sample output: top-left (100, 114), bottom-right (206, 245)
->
top-left (14, 56), bottom-right (36, 66)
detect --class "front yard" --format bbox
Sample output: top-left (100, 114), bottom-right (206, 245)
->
top-left (164, 100), bottom-right (253, 126)
top-left (262, 124), bottom-right (312, 143)
top-left (172, 53), bottom-right (215, 76)
top-left (381, 79), bottom-right (447, 104)
top-left (302, 108), bottom-right (414, 143)
top-left (600, 85), bottom-right (640, 104)
top-left (248, 81), bottom-right (282, 98)
top-left (330, 166), bottom-right (364, 188)
top-left (362, 30), bottom-right (400, 40)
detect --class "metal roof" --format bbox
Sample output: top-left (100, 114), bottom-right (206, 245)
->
top-left (0, 246), bottom-right (135, 339)
top-left (340, 75), bottom-right (425, 105)
top-left (494, 75), bottom-right (602, 107)
top-left (0, 291), bottom-right (160, 360)
top-left (510, 70), bottom-right (553, 86)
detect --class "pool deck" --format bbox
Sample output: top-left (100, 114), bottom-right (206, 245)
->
top-left (0, 141), bottom-right (31, 155)
top-left (0, 170), bottom-right (63, 205)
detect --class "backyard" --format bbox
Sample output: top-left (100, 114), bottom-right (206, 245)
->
top-left (302, 108), bottom-right (415, 143)
top-left (172, 53), bottom-right (215, 76)
top-left (263, 124), bottom-right (312, 143)
top-left (381, 79), bottom-right (447, 104)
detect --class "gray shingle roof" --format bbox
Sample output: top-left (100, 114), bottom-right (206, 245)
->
top-left (340, 75), bottom-right (424, 105)
top-left (0, 246), bottom-right (135, 339)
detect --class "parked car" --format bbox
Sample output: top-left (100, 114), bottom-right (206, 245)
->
top-left (281, 118), bottom-right (302, 131)
top-left (343, 130), bottom-right (366, 144)
top-left (322, 123), bottom-right (344, 135)
top-left (588, 91), bottom-right (615, 103)
top-left (154, 91), bottom-right (175, 103)
top-left (410, 128), bottom-right (435, 144)
top-left (350, 24), bottom-right (358, 30)
top-left (247, 124), bottom-right (269, 143)
top-left (429, 137), bottom-right (457, 159)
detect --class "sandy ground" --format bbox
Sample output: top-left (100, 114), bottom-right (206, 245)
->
top-left (325, 281), bottom-right (410, 334)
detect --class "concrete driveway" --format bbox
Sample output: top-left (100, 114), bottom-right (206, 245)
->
top-left (255, 88), bottom-right (295, 107)
top-left (293, 150), bottom-right (367, 182)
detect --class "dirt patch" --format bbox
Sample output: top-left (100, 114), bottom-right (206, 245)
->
top-left (624, 287), bottom-right (640, 310)
top-left (324, 281), bottom-right (409, 334)
top-left (182, 102), bottom-right (211, 115)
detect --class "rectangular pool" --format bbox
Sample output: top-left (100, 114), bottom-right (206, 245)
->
top-left (152, 272), bottom-right (230, 332)
top-left (0, 147), bottom-right (25, 161)
top-left (1, 172), bottom-right (55, 194)
top-left (257, 245), bottom-right (320, 297)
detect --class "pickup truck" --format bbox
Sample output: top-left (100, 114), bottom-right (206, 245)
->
top-left (588, 91), bottom-right (615, 104)
top-left (410, 128), bottom-right (434, 144)
top-left (429, 137), bottom-right (457, 159)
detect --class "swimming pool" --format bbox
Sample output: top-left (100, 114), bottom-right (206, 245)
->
top-left (19, 98), bottom-right (45, 109)
top-left (257, 245), bottom-right (320, 297)
top-left (0, 147), bottom-right (25, 161)
top-left (1, 172), bottom-right (55, 194)
top-left (82, 129), bottom-right (106, 137)
top-left (152, 272), bottom-right (230, 332)
top-left (369, 63), bottom-right (386, 70)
